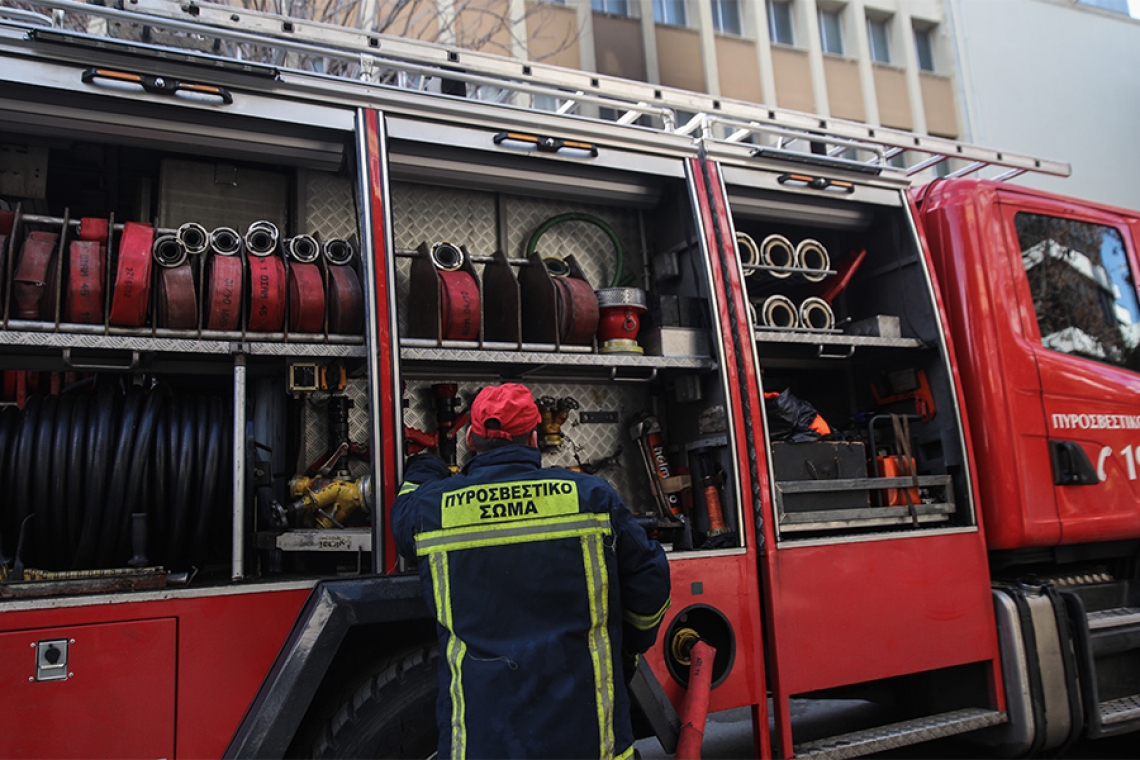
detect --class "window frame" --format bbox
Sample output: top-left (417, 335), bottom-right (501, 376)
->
top-left (653, 0), bottom-right (688, 27)
top-left (766, 0), bottom-right (795, 45)
top-left (866, 15), bottom-right (891, 64)
top-left (591, 0), bottom-right (634, 17)
top-left (818, 7), bottom-right (844, 55)
top-left (914, 25), bottom-right (936, 72)
top-left (1013, 210), bottom-right (1140, 371)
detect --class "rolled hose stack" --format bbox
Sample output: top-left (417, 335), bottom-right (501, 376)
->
top-left (0, 385), bottom-right (230, 572)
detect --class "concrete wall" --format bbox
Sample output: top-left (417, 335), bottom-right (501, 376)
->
top-left (947, 0), bottom-right (1140, 209)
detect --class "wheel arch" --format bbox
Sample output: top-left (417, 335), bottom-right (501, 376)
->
top-left (225, 574), bottom-right (434, 759)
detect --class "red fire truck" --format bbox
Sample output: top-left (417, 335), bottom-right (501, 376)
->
top-left (0, 2), bottom-right (1137, 758)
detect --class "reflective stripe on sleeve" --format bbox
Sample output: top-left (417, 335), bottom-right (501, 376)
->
top-left (398, 481), bottom-right (421, 496)
top-left (415, 513), bottom-right (611, 556)
top-left (623, 597), bottom-right (672, 631)
top-left (430, 551), bottom-right (467, 759)
top-left (582, 531), bottom-right (615, 759)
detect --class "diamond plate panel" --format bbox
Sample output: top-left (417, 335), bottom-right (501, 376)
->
top-left (502, 194), bottom-right (642, 291)
top-left (401, 379), bottom-right (656, 513)
top-left (302, 170), bottom-right (359, 241)
top-left (300, 377), bottom-right (371, 480)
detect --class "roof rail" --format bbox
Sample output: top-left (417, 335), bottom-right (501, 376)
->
top-left (2, 0), bottom-right (1070, 180)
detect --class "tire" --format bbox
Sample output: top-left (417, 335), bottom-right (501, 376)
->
top-left (305, 644), bottom-right (440, 759)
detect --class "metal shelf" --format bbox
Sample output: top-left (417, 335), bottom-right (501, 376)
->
top-left (400, 342), bottom-right (717, 375)
top-left (0, 327), bottom-right (366, 358)
top-left (754, 330), bottom-right (925, 349)
top-left (775, 475), bottom-right (955, 533)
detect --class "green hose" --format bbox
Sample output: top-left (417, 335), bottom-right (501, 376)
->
top-left (524, 212), bottom-right (625, 288)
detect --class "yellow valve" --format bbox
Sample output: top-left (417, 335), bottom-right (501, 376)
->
top-left (289, 474), bottom-right (372, 529)
top-left (671, 627), bottom-right (701, 666)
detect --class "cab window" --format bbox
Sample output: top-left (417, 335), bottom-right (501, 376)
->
top-left (1015, 212), bottom-right (1140, 370)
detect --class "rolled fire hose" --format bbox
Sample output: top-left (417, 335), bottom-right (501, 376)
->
top-left (205, 257), bottom-right (242, 332)
top-left (760, 294), bottom-right (798, 329)
top-left (795, 238), bottom-right (830, 283)
top-left (735, 231), bottom-right (760, 277)
top-left (247, 252), bottom-right (286, 332)
top-left (286, 234), bottom-right (325, 333)
top-left (759, 233), bottom-right (795, 279)
top-left (288, 261), bottom-right (326, 333)
top-left (177, 222), bottom-right (210, 256)
top-left (13, 230), bottom-right (59, 320)
top-left (324, 239), bottom-right (364, 334)
top-left (244, 220), bottom-right (279, 257)
top-left (154, 236), bottom-right (198, 330)
top-left (799, 296), bottom-right (835, 331)
top-left (432, 242), bottom-right (480, 341)
top-left (108, 222), bottom-right (155, 328)
top-left (64, 239), bottom-right (105, 325)
top-left (544, 257), bottom-right (599, 346)
top-left (77, 217), bottom-right (109, 244)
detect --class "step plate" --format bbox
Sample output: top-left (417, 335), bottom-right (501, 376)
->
top-left (793, 708), bottom-right (1007, 760)
top-left (1087, 607), bottom-right (1140, 631)
top-left (1102, 694), bottom-right (1140, 727)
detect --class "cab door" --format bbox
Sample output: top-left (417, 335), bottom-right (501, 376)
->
top-left (999, 193), bottom-right (1140, 544)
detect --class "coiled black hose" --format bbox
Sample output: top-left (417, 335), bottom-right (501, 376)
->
top-left (2, 384), bottom-right (230, 572)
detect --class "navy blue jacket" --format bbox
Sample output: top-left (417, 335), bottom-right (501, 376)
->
top-left (392, 445), bottom-right (671, 760)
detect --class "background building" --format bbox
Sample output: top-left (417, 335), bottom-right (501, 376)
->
top-left (945, 0), bottom-right (1140, 210)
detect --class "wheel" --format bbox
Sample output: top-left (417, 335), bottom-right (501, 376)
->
top-left (304, 644), bottom-right (440, 759)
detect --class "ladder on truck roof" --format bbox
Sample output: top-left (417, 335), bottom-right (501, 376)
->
top-left (2, 0), bottom-right (1070, 182)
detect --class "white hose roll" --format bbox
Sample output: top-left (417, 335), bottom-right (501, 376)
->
top-left (799, 296), bottom-right (835, 331)
top-left (760, 234), bottom-right (795, 278)
top-left (761, 294), bottom-right (799, 329)
top-left (796, 239), bottom-right (830, 283)
top-left (736, 232), bottom-right (760, 277)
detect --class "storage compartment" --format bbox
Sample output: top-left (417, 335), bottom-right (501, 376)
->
top-left (726, 179), bottom-right (974, 540)
top-left (389, 134), bottom-right (744, 554)
top-left (0, 90), bottom-right (373, 593)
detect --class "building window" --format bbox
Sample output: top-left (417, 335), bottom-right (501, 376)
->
top-left (653, 0), bottom-right (687, 26)
top-left (592, 0), bottom-right (632, 16)
top-left (914, 26), bottom-right (935, 71)
top-left (767, 1), bottom-right (794, 44)
top-left (867, 16), bottom-right (891, 63)
top-left (713, 0), bottom-right (743, 35)
top-left (818, 8), bottom-right (843, 55)
top-left (1016, 213), bottom-right (1140, 370)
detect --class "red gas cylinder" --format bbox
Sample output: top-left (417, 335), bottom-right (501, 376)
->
top-left (595, 287), bottom-right (647, 354)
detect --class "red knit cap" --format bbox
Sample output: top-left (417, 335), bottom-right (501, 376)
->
top-left (469, 383), bottom-right (541, 440)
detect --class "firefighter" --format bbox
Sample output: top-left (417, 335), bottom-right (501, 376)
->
top-left (393, 382), bottom-right (671, 759)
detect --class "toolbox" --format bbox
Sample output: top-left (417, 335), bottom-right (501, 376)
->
top-left (771, 441), bottom-right (870, 512)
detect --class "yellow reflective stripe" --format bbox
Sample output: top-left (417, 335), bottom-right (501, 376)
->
top-left (415, 513), bottom-right (611, 555)
top-left (398, 481), bottom-right (420, 496)
top-left (582, 532), bottom-right (615, 758)
top-left (623, 597), bottom-right (672, 631)
top-left (430, 552), bottom-right (466, 759)
top-left (615, 745), bottom-right (635, 760)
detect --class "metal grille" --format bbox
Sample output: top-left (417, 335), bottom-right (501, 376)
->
top-left (400, 379), bottom-right (655, 513)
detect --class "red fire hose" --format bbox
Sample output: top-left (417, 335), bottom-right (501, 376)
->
top-left (205, 254), bottom-right (242, 331)
top-left (287, 261), bottom-right (326, 334)
top-left (13, 231), bottom-right (59, 320)
top-left (64, 240), bottom-right (106, 325)
top-left (247, 253), bottom-right (286, 332)
top-left (675, 640), bottom-right (717, 760)
top-left (108, 222), bottom-right (155, 327)
top-left (156, 264), bottom-right (199, 329)
top-left (439, 269), bottom-right (479, 340)
top-left (326, 263), bottom-right (363, 335)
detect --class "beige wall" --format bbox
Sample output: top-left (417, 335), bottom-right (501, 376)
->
top-left (593, 14), bottom-right (646, 82)
top-left (771, 47), bottom-right (814, 114)
top-left (655, 25), bottom-right (705, 93)
top-left (823, 56), bottom-right (864, 122)
top-left (372, 0), bottom-right (440, 42)
top-left (919, 72), bottom-right (958, 138)
top-left (715, 35), bottom-right (762, 104)
top-left (873, 64), bottom-right (912, 130)
top-left (455, 0), bottom-right (512, 55)
top-left (525, 2), bottom-right (580, 69)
